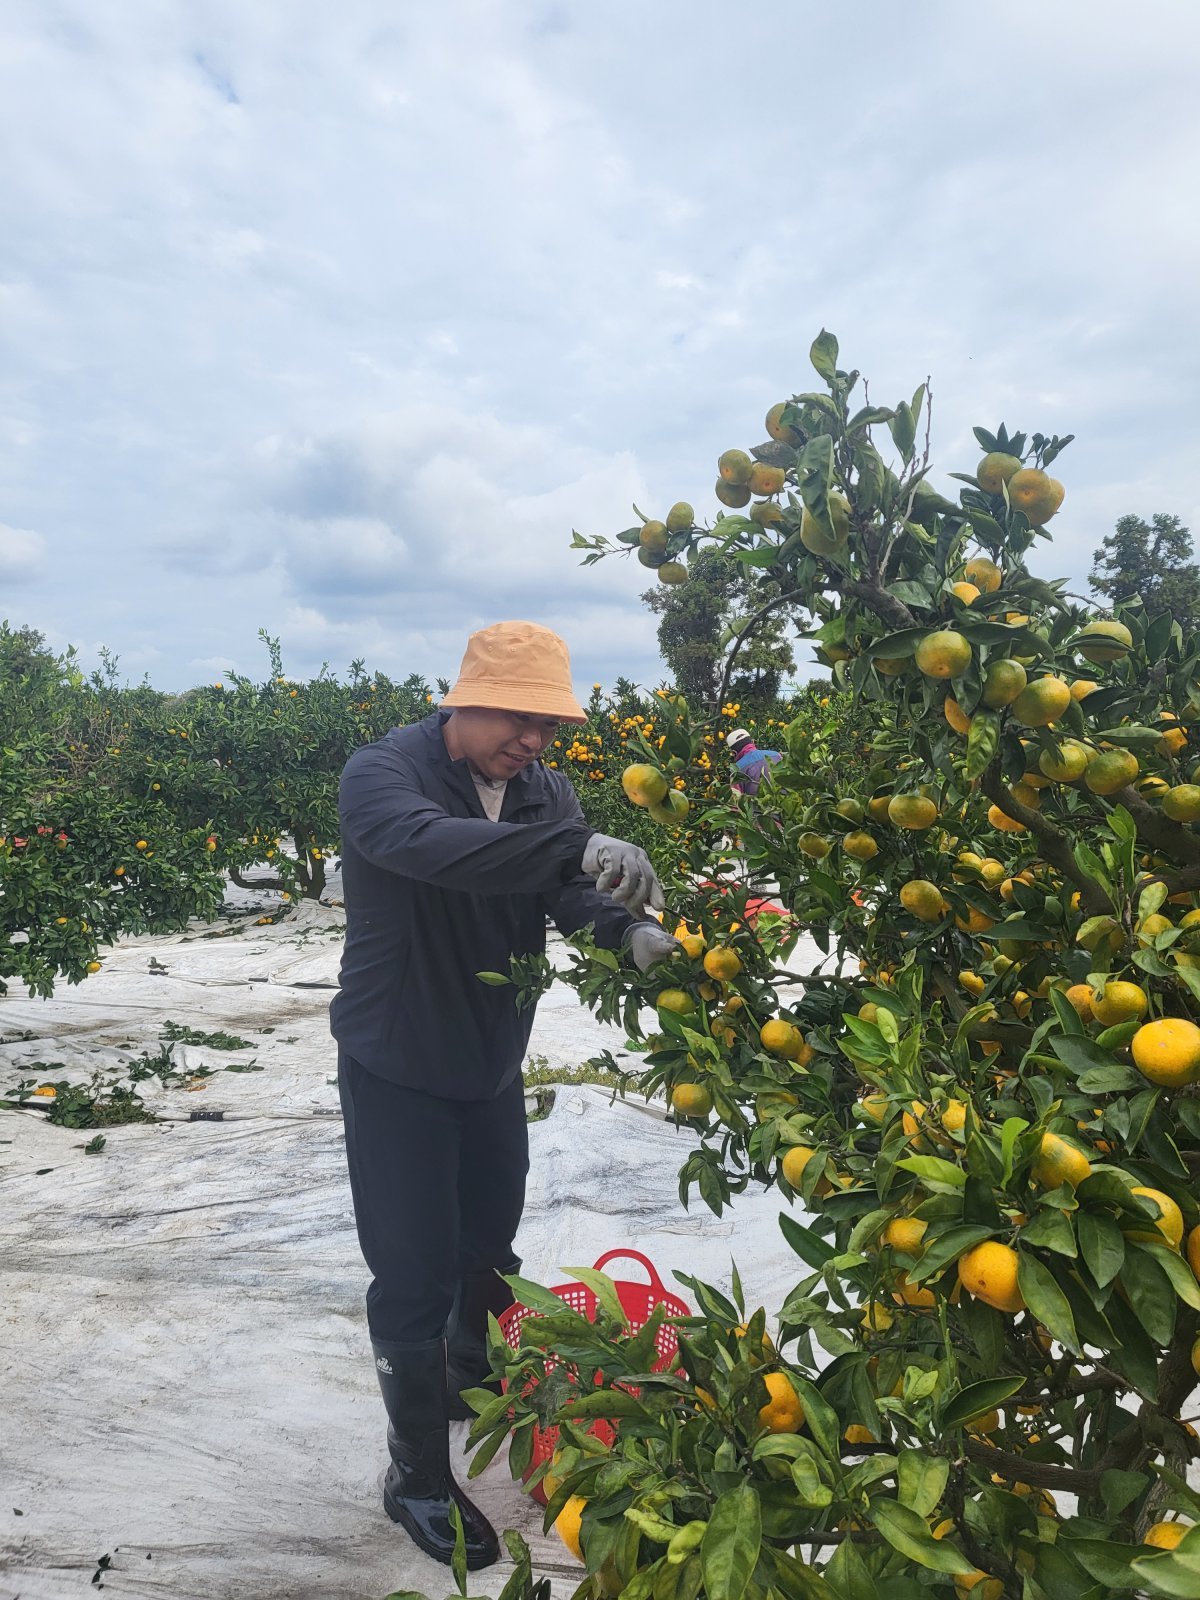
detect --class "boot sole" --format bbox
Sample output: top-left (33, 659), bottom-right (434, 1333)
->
top-left (384, 1486), bottom-right (499, 1570)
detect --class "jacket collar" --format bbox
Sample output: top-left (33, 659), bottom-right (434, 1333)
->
top-left (418, 710), bottom-right (546, 811)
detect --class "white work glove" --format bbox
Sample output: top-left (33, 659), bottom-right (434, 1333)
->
top-left (625, 921), bottom-right (681, 973)
top-left (581, 833), bottom-right (666, 916)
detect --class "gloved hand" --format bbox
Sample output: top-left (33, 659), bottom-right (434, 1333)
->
top-left (581, 833), bottom-right (666, 916)
top-left (625, 921), bottom-right (681, 973)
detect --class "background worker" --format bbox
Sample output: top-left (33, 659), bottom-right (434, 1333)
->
top-left (726, 726), bottom-right (782, 797)
top-left (332, 620), bottom-right (678, 1570)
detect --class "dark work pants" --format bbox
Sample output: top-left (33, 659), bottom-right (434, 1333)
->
top-left (338, 1051), bottom-right (530, 1343)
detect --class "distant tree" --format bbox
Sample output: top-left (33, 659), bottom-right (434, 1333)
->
top-left (1090, 512), bottom-right (1200, 627)
top-left (640, 549), bottom-right (796, 710)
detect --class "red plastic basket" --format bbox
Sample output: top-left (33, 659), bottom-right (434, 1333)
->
top-left (497, 1248), bottom-right (690, 1503)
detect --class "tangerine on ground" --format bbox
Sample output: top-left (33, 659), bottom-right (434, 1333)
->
top-left (1090, 980), bottom-right (1147, 1026)
top-left (670, 1083), bottom-right (713, 1118)
top-left (1085, 748), bottom-right (1139, 795)
top-left (1011, 676), bottom-right (1071, 727)
top-left (915, 629), bottom-right (972, 679)
top-left (957, 1241), bottom-right (1025, 1314)
top-left (1131, 1017), bottom-right (1200, 1086)
top-left (758, 1371), bottom-right (805, 1433)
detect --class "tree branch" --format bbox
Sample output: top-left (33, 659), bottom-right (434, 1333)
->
top-left (1116, 786), bottom-right (1200, 868)
top-left (979, 764), bottom-right (1111, 915)
top-left (717, 588), bottom-right (802, 710)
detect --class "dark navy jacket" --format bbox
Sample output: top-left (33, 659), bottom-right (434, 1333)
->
top-left (330, 712), bottom-right (635, 1099)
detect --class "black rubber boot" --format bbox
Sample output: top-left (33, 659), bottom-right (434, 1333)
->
top-left (445, 1258), bottom-right (520, 1421)
top-left (372, 1337), bottom-right (499, 1569)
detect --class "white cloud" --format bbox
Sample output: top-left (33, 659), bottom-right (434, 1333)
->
top-left (0, 0), bottom-right (1198, 688)
top-left (0, 523), bottom-right (46, 582)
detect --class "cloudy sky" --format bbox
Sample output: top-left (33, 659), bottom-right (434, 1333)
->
top-left (2, 1), bottom-right (1199, 695)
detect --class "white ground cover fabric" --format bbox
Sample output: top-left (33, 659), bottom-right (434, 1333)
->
top-left (1, 874), bottom-right (830, 1599)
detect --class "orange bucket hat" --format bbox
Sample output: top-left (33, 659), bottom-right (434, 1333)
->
top-left (442, 621), bottom-right (588, 723)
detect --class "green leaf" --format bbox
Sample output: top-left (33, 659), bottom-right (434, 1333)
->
top-left (1020, 1206), bottom-right (1078, 1257)
top-left (779, 1211), bottom-right (837, 1269)
top-left (1066, 1536), bottom-right (1141, 1590)
top-left (1100, 1469), bottom-right (1149, 1517)
top-left (476, 970), bottom-right (511, 986)
top-left (810, 330), bottom-right (839, 383)
top-left (1119, 1245), bottom-right (1179, 1344)
top-left (897, 1449), bottom-right (949, 1517)
top-left (941, 1375), bottom-right (1026, 1430)
top-left (790, 1453), bottom-right (834, 1510)
top-left (502, 1274), bottom-right (572, 1319)
top-left (895, 1155), bottom-right (967, 1189)
top-left (1078, 1210), bottom-right (1126, 1288)
top-left (1017, 1252), bottom-right (1081, 1352)
top-left (559, 1266), bottom-right (630, 1329)
top-left (889, 403), bottom-right (917, 462)
top-left (965, 709), bottom-right (1001, 780)
top-left (789, 1376), bottom-right (841, 1461)
top-left (867, 1498), bottom-right (973, 1574)
top-left (1136, 1240), bottom-right (1200, 1310)
top-left (1131, 1541), bottom-right (1200, 1597)
top-left (558, 1389), bottom-right (652, 1420)
top-left (700, 1484), bottom-right (762, 1600)
top-left (1048, 1033), bottom-right (1125, 1076)
top-left (908, 1224), bottom-right (996, 1285)
top-left (450, 1500), bottom-right (468, 1597)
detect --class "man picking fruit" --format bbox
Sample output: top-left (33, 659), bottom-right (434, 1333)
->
top-left (331, 620), bottom-right (678, 1569)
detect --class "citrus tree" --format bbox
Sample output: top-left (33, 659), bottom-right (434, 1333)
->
top-left (476, 335), bottom-right (1200, 1599)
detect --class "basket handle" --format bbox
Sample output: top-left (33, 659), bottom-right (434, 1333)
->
top-left (591, 1248), bottom-right (670, 1299)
